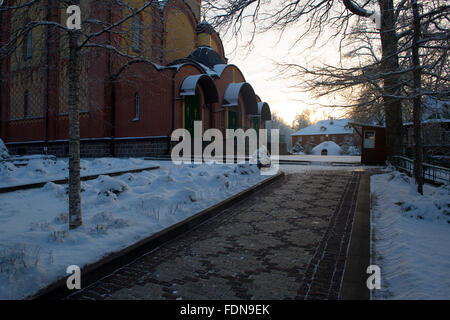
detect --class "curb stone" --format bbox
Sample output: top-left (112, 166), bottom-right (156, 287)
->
top-left (339, 171), bottom-right (371, 299)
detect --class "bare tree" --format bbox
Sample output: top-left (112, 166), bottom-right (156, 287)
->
top-left (292, 109), bottom-right (312, 130)
top-left (411, 0), bottom-right (423, 194)
top-left (205, 0), bottom-right (449, 162)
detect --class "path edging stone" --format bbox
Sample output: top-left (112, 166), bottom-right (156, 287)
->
top-left (339, 171), bottom-right (371, 300)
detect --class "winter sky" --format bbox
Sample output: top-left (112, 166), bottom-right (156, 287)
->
top-left (222, 27), bottom-right (348, 126)
top-left (215, 1), bottom-right (381, 126)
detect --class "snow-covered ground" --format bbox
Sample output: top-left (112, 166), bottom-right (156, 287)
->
top-left (279, 155), bottom-right (361, 163)
top-left (0, 158), bottom-right (268, 299)
top-left (0, 157), bottom-right (158, 188)
top-left (279, 164), bottom-right (370, 174)
top-left (371, 170), bottom-right (450, 299)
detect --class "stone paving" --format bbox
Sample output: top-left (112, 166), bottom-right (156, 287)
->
top-left (68, 170), bottom-right (361, 300)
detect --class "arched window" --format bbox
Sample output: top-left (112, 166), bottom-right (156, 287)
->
top-left (24, 91), bottom-right (30, 117)
top-left (132, 14), bottom-right (141, 52)
top-left (133, 93), bottom-right (140, 121)
top-left (23, 22), bottom-right (32, 60)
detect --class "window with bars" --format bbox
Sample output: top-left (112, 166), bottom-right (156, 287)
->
top-left (24, 28), bottom-right (32, 60)
top-left (9, 72), bottom-right (45, 120)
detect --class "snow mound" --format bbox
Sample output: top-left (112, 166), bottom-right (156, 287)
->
top-left (311, 141), bottom-right (343, 156)
top-left (0, 162), bottom-right (17, 185)
top-left (344, 145), bottom-right (360, 156)
top-left (0, 139), bottom-right (9, 160)
top-left (95, 175), bottom-right (128, 199)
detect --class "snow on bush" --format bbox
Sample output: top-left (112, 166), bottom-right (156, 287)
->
top-left (90, 211), bottom-right (129, 230)
top-left (87, 211), bottom-right (130, 236)
top-left (290, 141), bottom-right (304, 155)
top-left (251, 146), bottom-right (271, 167)
top-left (311, 141), bottom-right (343, 156)
top-left (345, 145), bottom-right (360, 156)
top-left (385, 171), bottom-right (449, 224)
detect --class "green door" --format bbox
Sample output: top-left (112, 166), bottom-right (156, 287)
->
top-left (252, 117), bottom-right (260, 131)
top-left (228, 110), bottom-right (237, 130)
top-left (185, 95), bottom-right (200, 135)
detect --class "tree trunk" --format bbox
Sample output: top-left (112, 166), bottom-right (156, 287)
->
top-left (411, 0), bottom-right (423, 195)
top-left (68, 28), bottom-right (82, 229)
top-left (379, 0), bottom-right (404, 161)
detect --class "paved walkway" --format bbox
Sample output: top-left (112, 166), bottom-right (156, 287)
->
top-left (68, 170), bottom-right (362, 300)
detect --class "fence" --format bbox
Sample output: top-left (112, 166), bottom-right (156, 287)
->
top-left (392, 156), bottom-right (449, 185)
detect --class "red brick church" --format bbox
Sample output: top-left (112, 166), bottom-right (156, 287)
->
top-left (0, 0), bottom-right (271, 157)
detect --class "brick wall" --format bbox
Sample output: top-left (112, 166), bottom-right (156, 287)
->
top-left (113, 138), bottom-right (169, 157)
top-left (5, 137), bottom-right (170, 158)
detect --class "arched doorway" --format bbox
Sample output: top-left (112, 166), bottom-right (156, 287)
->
top-left (223, 82), bottom-right (259, 130)
top-left (179, 74), bottom-right (219, 134)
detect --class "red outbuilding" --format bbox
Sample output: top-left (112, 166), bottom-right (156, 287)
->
top-left (350, 123), bottom-right (387, 164)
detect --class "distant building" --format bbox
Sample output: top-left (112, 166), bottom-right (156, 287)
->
top-left (291, 119), bottom-right (354, 148)
top-left (404, 96), bottom-right (450, 156)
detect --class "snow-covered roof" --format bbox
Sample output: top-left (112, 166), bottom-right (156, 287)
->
top-left (188, 46), bottom-right (226, 69)
top-left (179, 74), bottom-right (219, 103)
top-left (257, 102), bottom-right (271, 121)
top-left (213, 64), bottom-right (229, 76)
top-left (223, 83), bottom-right (244, 107)
top-left (403, 118), bottom-right (450, 126)
top-left (403, 96), bottom-right (450, 125)
top-left (196, 62), bottom-right (220, 77)
top-left (291, 119), bottom-right (353, 136)
top-left (223, 83), bottom-right (258, 115)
